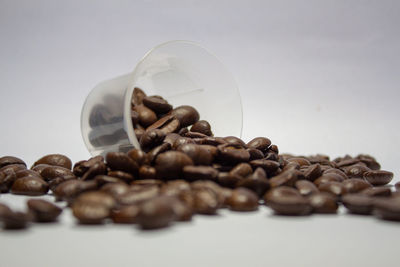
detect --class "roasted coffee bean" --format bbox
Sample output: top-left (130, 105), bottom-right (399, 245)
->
top-left (2, 211), bottom-right (30, 230)
top-left (0, 156), bottom-right (26, 168)
top-left (155, 151), bottom-right (193, 180)
top-left (94, 175), bottom-right (122, 186)
top-left (27, 199), bottom-right (62, 222)
top-left (131, 110), bottom-right (139, 125)
top-left (134, 104), bottom-right (158, 127)
top-left (170, 105), bottom-right (199, 128)
top-left (247, 148), bottom-right (264, 160)
top-left (217, 144), bottom-right (250, 164)
top-left (0, 203), bottom-right (12, 217)
top-left (246, 137), bottom-right (271, 153)
top-left (75, 191), bottom-right (116, 210)
top-left (177, 143), bottom-right (213, 165)
top-left (100, 182), bottom-right (129, 198)
top-left (269, 169), bottom-right (300, 188)
top-left (265, 187), bottom-right (312, 216)
top-left (111, 204), bottom-right (141, 224)
top-left (15, 169), bottom-right (41, 179)
top-left (198, 136), bottom-right (227, 146)
top-left (264, 186), bottom-right (301, 204)
top-left (33, 154), bottom-right (72, 170)
top-left (295, 180), bottom-right (319, 196)
top-left (131, 179), bottom-right (163, 187)
top-left (361, 187), bottom-right (392, 197)
top-left (363, 170), bottom-right (393, 186)
top-left (191, 180), bottom-right (223, 202)
top-left (217, 172), bottom-right (243, 188)
top-left (342, 178), bottom-right (372, 194)
top-left (373, 198), bottom-right (400, 221)
top-left (163, 133), bottom-right (181, 147)
top-left (286, 157), bottom-right (311, 167)
top-left (169, 197), bottom-right (193, 221)
top-left (236, 168), bottom-right (269, 197)
top-left (136, 165), bottom-right (156, 179)
top-left (193, 188), bottom-right (219, 215)
top-left (0, 163), bottom-right (27, 173)
top-left (227, 188), bottom-right (259, 211)
top-left (134, 127), bottom-right (145, 141)
top-left (139, 129), bottom-right (166, 150)
top-left (11, 177), bottom-right (49, 196)
top-left (336, 158), bottom-right (361, 168)
top-left (308, 193), bottom-right (338, 214)
top-left (81, 161), bottom-right (107, 181)
top-left (143, 96), bottom-right (172, 114)
top-left (183, 131), bottom-right (208, 139)
top-left (106, 152), bottom-right (139, 174)
top-left (107, 170), bottom-right (134, 183)
top-left (0, 171), bottom-right (17, 193)
top-left (136, 196), bottom-right (176, 229)
top-left (190, 120), bottom-right (213, 136)
top-left (223, 136), bottom-right (246, 147)
top-left (303, 164), bottom-right (322, 181)
top-left (31, 164), bottom-right (52, 175)
top-left (395, 181), bottom-right (400, 191)
top-left (344, 164), bottom-right (371, 179)
top-left (264, 152), bottom-right (279, 161)
top-left (147, 143), bottom-right (171, 163)
top-left (48, 177), bottom-right (67, 192)
top-left (131, 87), bottom-right (146, 106)
top-left (150, 116), bottom-right (181, 134)
top-left (323, 168), bottom-right (348, 180)
top-left (41, 166), bottom-right (75, 181)
top-left (229, 163), bottom-right (253, 178)
top-left (172, 137), bottom-right (195, 149)
top-left (72, 201), bottom-right (110, 224)
top-left (314, 173), bottom-right (344, 186)
top-left (127, 148), bottom-right (148, 166)
top-left (73, 155), bottom-right (104, 177)
top-left (342, 194), bottom-right (374, 215)
top-left (116, 186), bottom-right (159, 205)
top-left (183, 165), bottom-right (219, 181)
top-left (53, 180), bottom-right (86, 201)
top-left (318, 182), bottom-right (346, 198)
top-left (249, 159), bottom-right (280, 174)
top-left (357, 154), bottom-right (381, 170)
top-left (160, 180), bottom-right (191, 197)
top-left (282, 161), bottom-right (300, 172)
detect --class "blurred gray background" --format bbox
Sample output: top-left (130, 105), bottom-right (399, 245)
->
top-left (0, 0), bottom-right (399, 266)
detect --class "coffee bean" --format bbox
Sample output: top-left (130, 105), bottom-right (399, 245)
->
top-left (269, 169), bottom-right (300, 188)
top-left (318, 182), bottom-right (346, 198)
top-left (31, 164), bottom-right (52, 175)
top-left (2, 211), bottom-right (30, 230)
top-left (134, 104), bottom-right (158, 127)
top-left (361, 187), bottom-right (392, 197)
top-left (33, 154), bottom-right (72, 170)
top-left (0, 163), bottom-right (27, 173)
top-left (143, 96), bottom-right (172, 114)
top-left (229, 163), bottom-right (253, 178)
top-left (139, 129), bottom-right (166, 150)
top-left (146, 115), bottom-right (181, 135)
top-left (0, 156), bottom-right (26, 168)
top-left (395, 181), bottom-right (400, 191)
top-left (236, 168), bottom-right (269, 197)
top-left (323, 168), bottom-right (348, 180)
top-left (193, 188), bottom-right (219, 215)
top-left (147, 143), bottom-right (171, 163)
top-left (169, 197), bottom-right (193, 221)
top-left (314, 173), bottom-right (344, 186)
top-left (227, 188), bottom-right (259, 211)
top-left (0, 203), bottom-right (12, 219)
top-left (170, 105), bottom-right (199, 128)
top-left (308, 193), bottom-right (338, 213)
top-left (287, 157), bottom-right (311, 167)
top-left (72, 201), bottom-right (110, 224)
top-left (190, 120), bottom-right (213, 136)
top-left (155, 151), bottom-right (193, 180)
top-left (161, 180), bottom-right (191, 197)
top-left (249, 159), bottom-right (280, 175)
top-left (342, 194), bottom-right (374, 215)
top-left (342, 178), bottom-right (372, 194)
top-left (0, 171), bottom-right (17, 193)
top-left (131, 87), bottom-right (146, 106)
top-left (81, 161), bottom-right (107, 181)
top-left (177, 143), bottom-right (213, 165)
top-left (264, 186), bottom-right (301, 203)
top-left (217, 172), bottom-right (243, 188)
top-left (75, 191), bottom-right (116, 210)
top-left (126, 148), bottom-right (148, 166)
top-left (53, 180), bottom-right (85, 201)
top-left (356, 154), bottom-right (381, 170)
top-left (183, 165), bottom-right (219, 181)
top-left (107, 170), bottom-right (134, 183)
top-left (295, 180), bottom-right (319, 196)
top-left (73, 155), bottom-right (104, 177)
top-left (246, 137), bottom-right (271, 153)
top-left (106, 152), bottom-right (139, 174)
top-left (116, 186), bottom-right (159, 205)
top-left (217, 143), bottom-right (251, 164)
top-left (11, 177), bottom-right (49, 196)
top-left (48, 177), bottom-right (67, 192)
top-left (41, 166), bottom-right (75, 181)
top-left (247, 148), bottom-right (264, 160)
top-left (134, 127), bottom-right (145, 141)
top-left (363, 170), bottom-right (393, 186)
top-left (303, 164), bottom-right (322, 181)
top-left (27, 199), bottom-right (62, 222)
top-left (136, 196), bottom-right (176, 229)
top-left (100, 182), bottom-right (129, 198)
top-left (373, 197), bottom-right (400, 221)
top-left (344, 164), bottom-right (371, 179)
top-left (264, 187), bottom-right (312, 216)
top-left (111, 204), bottom-right (141, 224)
top-left (15, 169), bottom-right (41, 179)
top-left (336, 158), bottom-right (361, 168)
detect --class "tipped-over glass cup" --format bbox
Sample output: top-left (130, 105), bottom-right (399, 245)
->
top-left (81, 40), bottom-right (243, 156)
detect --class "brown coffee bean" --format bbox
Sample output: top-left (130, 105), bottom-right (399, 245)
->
top-left (318, 182), bottom-right (346, 198)
top-left (31, 164), bottom-right (52, 175)
top-left (373, 198), bottom-right (400, 221)
top-left (308, 193), bottom-right (338, 213)
top-left (134, 127), bottom-right (145, 140)
top-left (314, 173), bottom-right (344, 186)
top-left (33, 154), bottom-right (72, 170)
top-left (0, 163), bottom-right (27, 173)
top-left (73, 155), bottom-right (104, 177)
top-left (111, 204), bottom-right (141, 224)
top-left (126, 148), bottom-right (148, 166)
top-left (48, 177), bottom-right (67, 192)
top-left (295, 180), bottom-right (319, 196)
top-left (15, 169), bottom-right (41, 179)
top-left (75, 191), bottom-right (116, 210)
top-left (134, 104), bottom-right (158, 127)
top-left (72, 202), bottom-right (110, 224)
top-left (265, 187), bottom-right (312, 216)
top-left (169, 197), bottom-right (193, 221)
top-left (132, 87), bottom-right (146, 106)
top-left (139, 129), bottom-right (166, 150)
top-left (229, 163), bottom-right (253, 178)
top-left (223, 136), bottom-right (246, 148)
top-left (0, 156), bottom-right (26, 168)
top-left (336, 158), bottom-right (361, 168)
top-left (342, 178), bottom-right (372, 194)
top-left (143, 96), bottom-right (172, 114)
top-left (94, 175), bottom-right (122, 186)
top-left (116, 186), bottom-right (159, 205)
top-left (189, 120), bottom-right (212, 136)
top-left (217, 172), bottom-right (243, 188)
top-left (100, 182), bottom-right (129, 198)
top-left (247, 148), bottom-right (264, 160)
top-left (269, 169), bottom-right (300, 188)
top-left (41, 166), bottom-right (75, 181)
top-left (106, 152), bottom-right (139, 174)
top-left (193, 189), bottom-right (219, 215)
top-left (323, 168), bottom-right (348, 180)
top-left (356, 154), bottom-right (381, 170)
top-left (246, 137), bottom-right (271, 153)
top-left (160, 180), bottom-right (191, 198)
top-left (361, 187), bottom-right (392, 197)
top-left (342, 194), bottom-right (374, 215)
top-left (137, 196), bottom-right (176, 229)
top-left (264, 186), bottom-right (301, 203)
top-left (190, 180), bottom-right (223, 203)
top-left (147, 143), bottom-right (171, 163)
top-left (344, 164), bottom-right (371, 179)
top-left (107, 170), bottom-right (134, 183)
top-left (216, 144), bottom-right (250, 164)
top-left (27, 199), bottom-right (62, 222)
top-left (53, 180), bottom-right (86, 201)
top-left (177, 143), bottom-right (213, 165)
top-left (81, 161), bottom-right (107, 181)
top-left (236, 168), bottom-right (269, 197)
top-left (363, 170), bottom-right (393, 186)
top-left (249, 159), bottom-right (280, 174)
top-left (182, 165), bottom-right (218, 181)
top-left (303, 164), bottom-right (322, 181)
top-left (226, 187), bottom-right (259, 212)
top-left (287, 157), bottom-right (311, 167)
top-left (395, 181), bottom-right (400, 191)
top-left (170, 105), bottom-right (200, 128)
top-left (11, 177), bottom-right (48, 196)
top-left (2, 211), bottom-right (30, 230)
top-left (155, 151), bottom-right (193, 180)
top-left (0, 171), bottom-right (17, 193)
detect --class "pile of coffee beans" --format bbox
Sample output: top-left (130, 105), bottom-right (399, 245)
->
top-left (1, 88), bottom-right (399, 230)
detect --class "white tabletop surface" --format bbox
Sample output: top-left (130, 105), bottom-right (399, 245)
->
top-left (0, 1), bottom-right (399, 266)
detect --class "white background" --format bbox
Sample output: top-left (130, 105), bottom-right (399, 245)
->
top-left (0, 0), bottom-right (399, 266)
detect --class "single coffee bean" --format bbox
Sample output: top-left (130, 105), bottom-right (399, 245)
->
top-left (136, 165), bottom-right (156, 179)
top-left (303, 164), bottom-right (322, 181)
top-left (344, 164), bottom-right (371, 179)
top-left (361, 187), bottom-right (392, 197)
top-left (184, 131), bottom-right (209, 139)
top-left (0, 156), bottom-right (26, 168)
top-left (146, 115), bottom-right (181, 134)
top-left (116, 186), bottom-right (159, 205)
top-left (249, 159), bottom-right (280, 175)
top-left (336, 158), bottom-right (361, 168)
top-left (94, 175), bottom-right (122, 186)
top-left (357, 154), bottom-right (381, 170)
top-left (81, 161), bottom-right (107, 181)
top-left (33, 154), bottom-right (72, 170)
top-left (168, 197), bottom-right (193, 221)
top-left (111, 204), bottom-right (141, 224)
top-left (72, 201), bottom-right (110, 225)
top-left (217, 172), bottom-right (243, 188)
top-left (226, 187), bottom-right (259, 212)
top-left (373, 198), bottom-right (400, 221)
top-left (53, 180), bottom-right (86, 201)
top-left (136, 196), bottom-right (176, 229)
top-left (48, 177), bottom-right (67, 192)
top-left (308, 193), bottom-right (338, 214)
top-left (342, 178), bottom-right (372, 194)
top-left (190, 180), bottom-right (223, 203)
top-left (2, 211), bottom-right (30, 230)
top-left (318, 182), bottom-right (346, 198)
top-left (106, 152), bottom-right (139, 174)
top-left (107, 170), bottom-right (134, 183)
top-left (323, 168), bottom-right (348, 180)
top-left (229, 163), bottom-right (253, 178)
top-left (236, 168), bottom-right (269, 197)
top-left (223, 136), bottom-right (246, 148)
top-left (363, 170), bottom-right (393, 186)
top-left (11, 177), bottom-right (49, 196)
top-left (314, 173), bottom-right (344, 186)
top-left (74, 191), bottom-right (116, 210)
top-left (134, 104), bottom-right (158, 127)
top-left (31, 164), bottom-right (52, 175)
top-left (295, 180), bottom-right (319, 196)
top-left (269, 169), bottom-right (300, 188)
top-left (131, 87), bottom-right (146, 106)
top-left (155, 151), bottom-right (193, 180)
top-left (27, 199), bottom-right (63, 222)
top-left (183, 165), bottom-right (219, 181)
top-left (0, 163), bottom-right (27, 173)
top-left (170, 105), bottom-right (200, 128)
top-left (246, 137), bottom-right (271, 153)
top-left (287, 157), bottom-right (311, 167)
top-left (73, 155), bottom-right (104, 177)
top-left (142, 96), bottom-right (172, 114)
top-left (147, 143), bottom-right (171, 163)
top-left (342, 194), bottom-right (374, 215)
top-left (161, 180), bottom-right (191, 197)
top-left (193, 188), bottom-right (219, 215)
top-left (100, 182), bottom-right (129, 198)
top-left (41, 166), bottom-right (75, 181)
top-left (265, 188), bottom-right (312, 216)
top-left (139, 129), bottom-right (166, 150)
top-left (217, 144), bottom-right (250, 164)
top-left (177, 143), bottom-right (213, 165)
top-left (247, 148), bottom-right (264, 160)
top-left (15, 169), bottom-right (41, 179)
top-left (190, 120), bottom-right (213, 136)
top-left (0, 171), bottom-right (17, 193)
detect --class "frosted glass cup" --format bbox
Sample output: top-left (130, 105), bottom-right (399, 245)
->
top-left (81, 41), bottom-right (243, 156)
